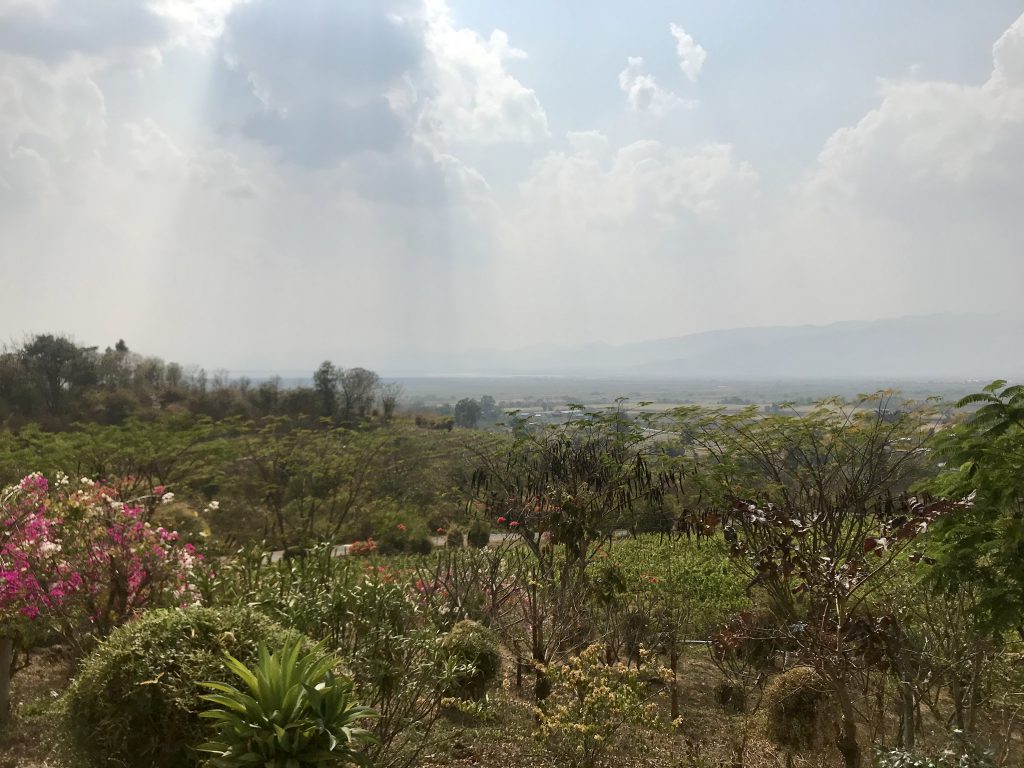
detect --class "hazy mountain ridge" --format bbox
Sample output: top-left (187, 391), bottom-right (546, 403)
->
top-left (398, 314), bottom-right (1022, 379)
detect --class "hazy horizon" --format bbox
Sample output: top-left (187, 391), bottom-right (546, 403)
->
top-left (2, 2), bottom-right (1023, 371)
top-left (11, 311), bottom-right (1019, 381)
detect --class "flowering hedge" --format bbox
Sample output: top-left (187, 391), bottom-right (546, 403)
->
top-left (1, 472), bottom-right (200, 644)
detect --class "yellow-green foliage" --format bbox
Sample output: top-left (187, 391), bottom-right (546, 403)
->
top-left (536, 643), bottom-right (668, 768)
top-left (602, 535), bottom-right (749, 637)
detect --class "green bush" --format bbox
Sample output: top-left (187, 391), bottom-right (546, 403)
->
top-left (762, 667), bottom-right (830, 755)
top-left (467, 518), bottom-right (491, 548)
top-left (198, 639), bottom-right (375, 767)
top-left (408, 531), bottom-right (434, 555)
top-left (438, 619), bottom-right (501, 700)
top-left (445, 525), bottom-right (465, 548)
top-left (377, 521), bottom-right (433, 555)
top-left (60, 605), bottom-right (302, 768)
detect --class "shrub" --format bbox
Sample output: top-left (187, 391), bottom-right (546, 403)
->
top-left (438, 619), bottom-right (501, 700)
top-left (60, 605), bottom-right (301, 768)
top-left (467, 518), bottom-right (491, 548)
top-left (762, 667), bottom-right (830, 755)
top-left (377, 521), bottom-right (432, 555)
top-left (536, 643), bottom-right (666, 768)
top-left (407, 531), bottom-right (433, 555)
top-left (0, 474), bottom-right (200, 644)
top-left (348, 538), bottom-right (377, 556)
top-left (445, 525), bottom-right (464, 549)
top-left (711, 608), bottom-right (783, 671)
top-left (198, 639), bottom-right (376, 767)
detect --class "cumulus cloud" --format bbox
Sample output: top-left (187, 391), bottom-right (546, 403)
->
top-left (992, 13), bottom-right (1024, 84)
top-left (755, 11), bottom-right (1024, 323)
top-left (210, 0), bottom-right (547, 186)
top-left (519, 138), bottom-right (757, 226)
top-left (807, 12), bottom-right (1024, 212)
top-left (414, 0), bottom-right (549, 146)
top-left (669, 23), bottom-right (706, 82)
top-left (0, 0), bottom-right (172, 62)
top-left (0, 54), bottom-right (107, 203)
top-left (215, 0), bottom-right (423, 163)
top-left (618, 56), bottom-right (694, 115)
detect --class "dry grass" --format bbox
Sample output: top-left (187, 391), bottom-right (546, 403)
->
top-left (0, 646), bottom-right (73, 768)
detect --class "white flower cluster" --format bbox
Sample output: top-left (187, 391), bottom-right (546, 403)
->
top-left (161, 492), bottom-right (175, 504)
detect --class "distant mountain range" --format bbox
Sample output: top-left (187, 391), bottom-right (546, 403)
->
top-left (388, 313), bottom-right (1023, 379)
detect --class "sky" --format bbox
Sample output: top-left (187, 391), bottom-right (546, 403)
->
top-left (1, 0), bottom-right (1022, 371)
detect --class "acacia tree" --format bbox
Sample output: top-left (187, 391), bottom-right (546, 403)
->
top-left (676, 394), bottom-right (964, 768)
top-left (470, 403), bottom-right (679, 701)
top-left (339, 368), bottom-right (380, 424)
top-left (230, 419), bottom-right (388, 546)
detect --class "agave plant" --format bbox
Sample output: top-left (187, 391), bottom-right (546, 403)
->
top-left (197, 638), bottom-right (377, 767)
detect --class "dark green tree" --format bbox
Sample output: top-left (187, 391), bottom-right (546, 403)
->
top-left (453, 398), bottom-right (481, 429)
top-left (19, 334), bottom-right (98, 415)
top-left (339, 368), bottom-right (379, 424)
top-left (313, 361), bottom-right (339, 418)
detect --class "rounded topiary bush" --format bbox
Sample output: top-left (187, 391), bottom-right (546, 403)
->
top-left (60, 605), bottom-right (302, 768)
top-left (762, 667), bottom-right (831, 755)
top-left (438, 619), bottom-right (502, 700)
top-left (445, 525), bottom-right (465, 548)
top-left (466, 519), bottom-right (491, 548)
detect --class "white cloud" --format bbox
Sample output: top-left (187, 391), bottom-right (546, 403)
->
top-left (415, 0), bottom-right (549, 146)
top-left (670, 23), bottom-right (706, 82)
top-left (752, 12), bottom-right (1024, 323)
top-left (565, 129), bottom-right (610, 159)
top-left (992, 13), bottom-right (1024, 85)
top-left (152, 0), bottom-right (242, 46)
top-left (618, 56), bottom-right (694, 115)
top-left (0, 54), bottom-right (107, 203)
top-left (807, 13), bottom-right (1024, 207)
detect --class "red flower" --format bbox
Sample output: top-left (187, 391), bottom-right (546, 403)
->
top-left (497, 516), bottom-right (507, 524)
top-left (509, 521), bottom-right (520, 528)
top-left (396, 523), bottom-right (407, 532)
top-left (436, 527), bottom-right (445, 534)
